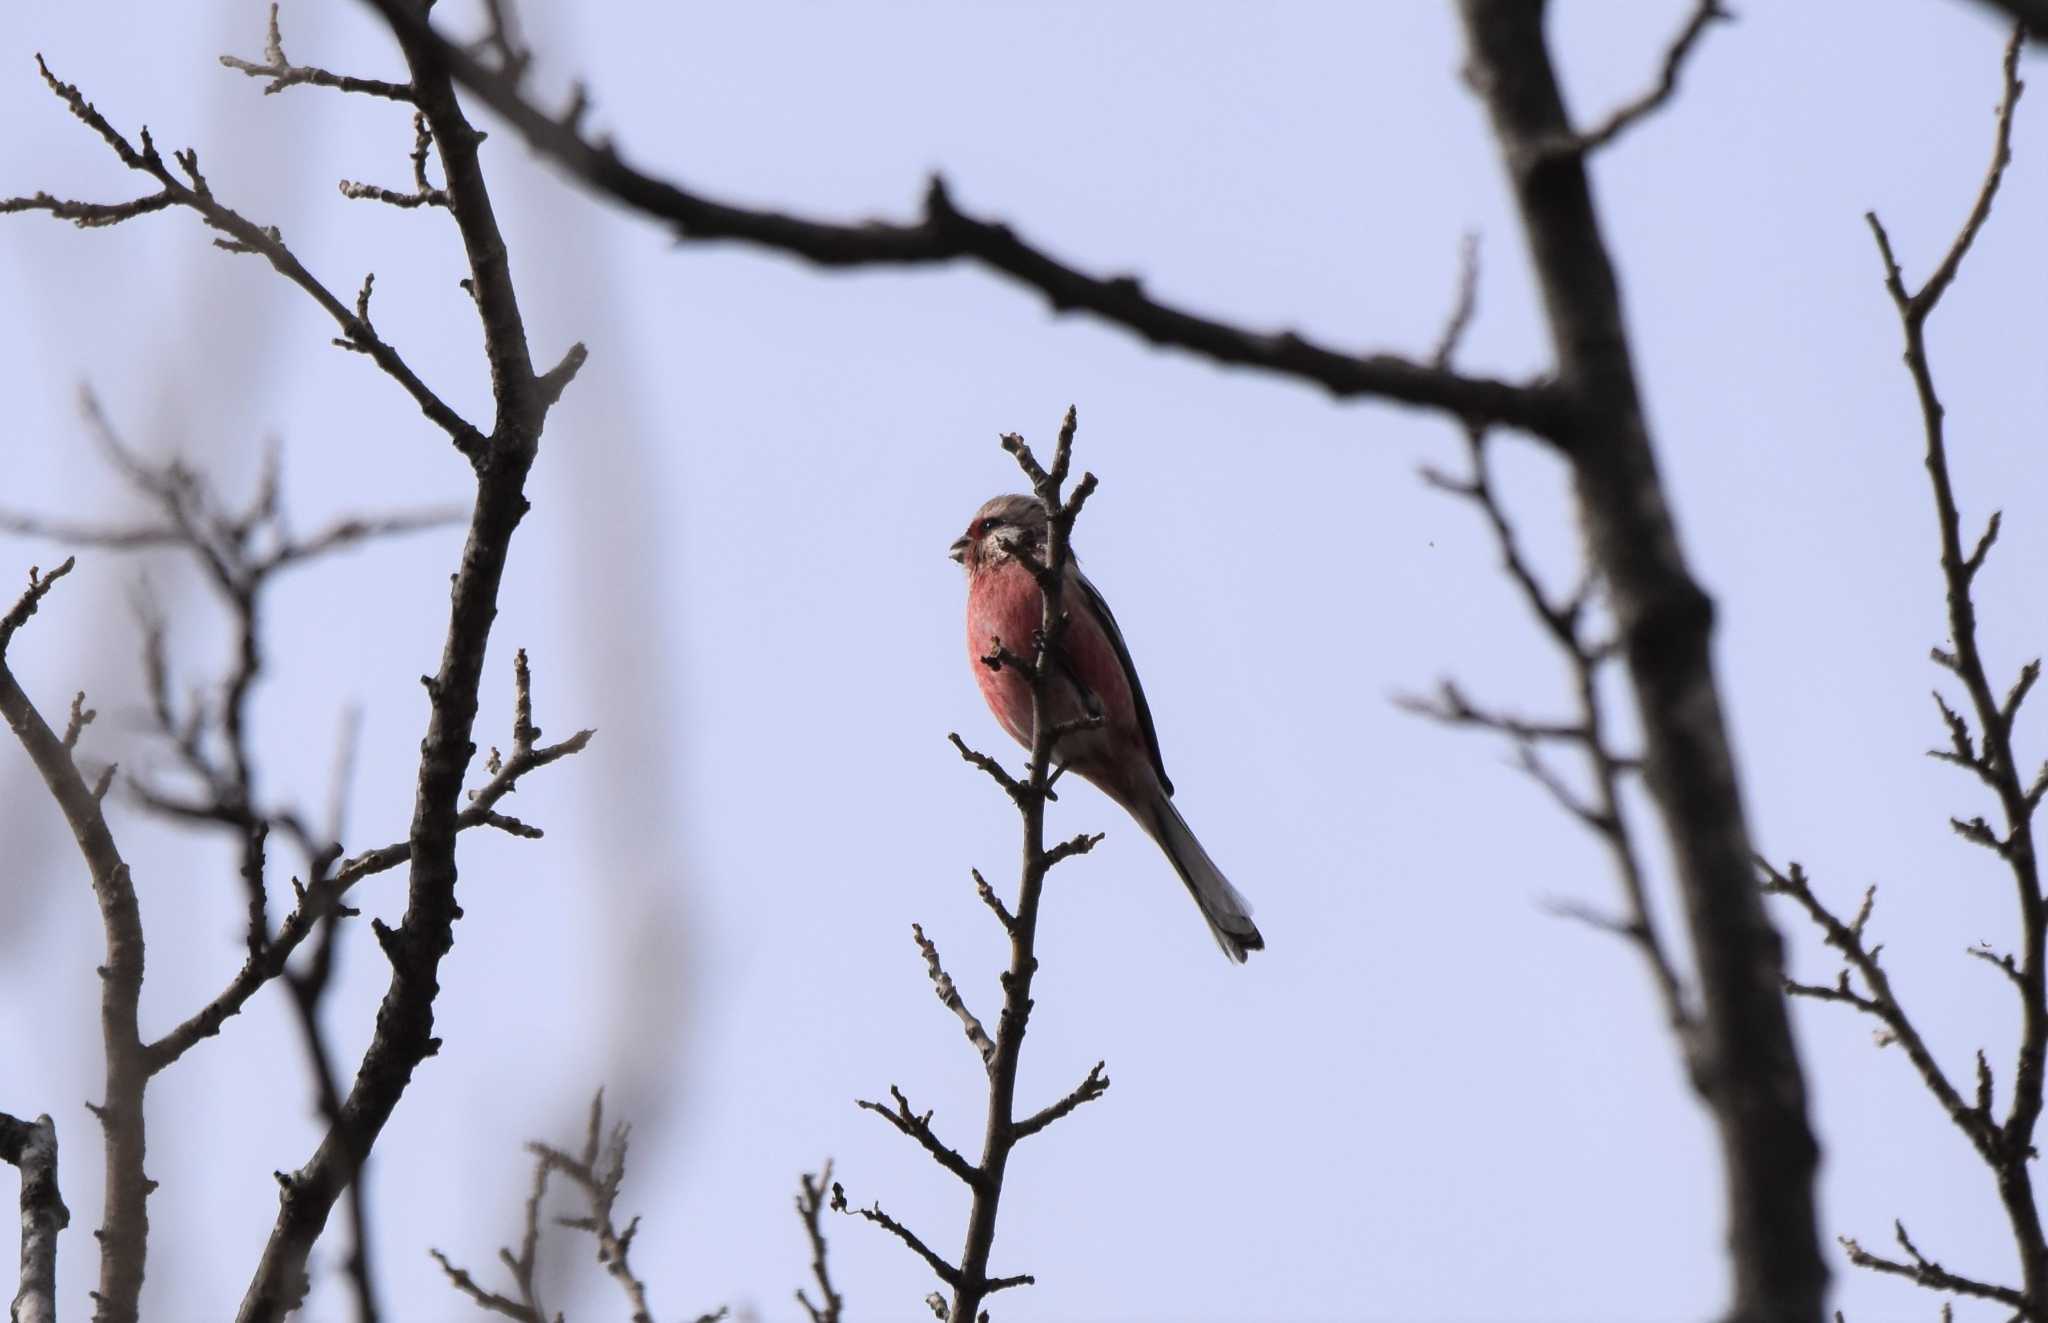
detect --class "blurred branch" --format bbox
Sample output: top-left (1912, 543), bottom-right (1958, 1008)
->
top-left (1409, 423), bottom-right (1699, 1088)
top-left (351, 0), bottom-right (1565, 438)
top-left (1454, 2), bottom-right (1825, 1314)
top-left (526, 1092), bottom-right (660, 1323)
top-left (0, 1111), bottom-right (68, 1323)
top-left (438, 1092), bottom-right (727, 1323)
top-left (795, 1165), bottom-right (844, 1323)
top-left (193, 3), bottom-right (588, 1312)
top-left (0, 560), bottom-right (153, 1322)
top-left (1773, 25), bottom-right (2048, 1314)
top-left (0, 61), bottom-right (487, 458)
top-left (429, 1149), bottom-right (550, 1323)
top-left (1966, 0), bottom-right (2048, 42)
top-left (221, 3), bottom-right (414, 101)
top-left (1536, 0), bottom-right (1732, 158)
top-left (1840, 1220), bottom-right (2026, 1310)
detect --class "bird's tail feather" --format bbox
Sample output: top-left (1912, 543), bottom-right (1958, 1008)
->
top-left (1143, 794), bottom-right (1264, 962)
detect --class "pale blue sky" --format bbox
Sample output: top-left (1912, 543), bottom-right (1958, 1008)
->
top-left (2, 2), bottom-right (2043, 1320)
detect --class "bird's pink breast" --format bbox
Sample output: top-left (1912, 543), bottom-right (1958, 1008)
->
top-left (963, 558), bottom-right (1147, 800)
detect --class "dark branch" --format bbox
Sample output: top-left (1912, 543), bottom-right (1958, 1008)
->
top-left (829, 1183), bottom-right (960, 1292)
top-left (856, 1087), bottom-right (980, 1187)
top-left (1539, 0), bottom-right (1732, 157)
top-left (351, 0), bottom-right (1565, 438)
top-left (794, 1165), bottom-right (844, 1323)
top-left (1013, 1062), bottom-right (1110, 1141)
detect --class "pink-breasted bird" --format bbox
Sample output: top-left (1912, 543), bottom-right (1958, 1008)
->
top-left (951, 493), bottom-right (1264, 961)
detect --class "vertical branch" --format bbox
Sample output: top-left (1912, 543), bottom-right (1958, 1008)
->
top-left (237, 14), bottom-right (584, 1319)
top-left (0, 561), bottom-right (153, 1323)
top-left (795, 1165), bottom-right (844, 1323)
top-left (1456, 4), bottom-right (1825, 1318)
top-left (1854, 25), bottom-right (2047, 1307)
top-left (0, 1111), bottom-right (69, 1323)
top-left (947, 408), bottom-right (1097, 1322)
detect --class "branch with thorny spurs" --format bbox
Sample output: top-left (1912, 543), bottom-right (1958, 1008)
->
top-left (1404, 421), bottom-right (1699, 1086)
top-left (5, 4), bottom-right (587, 1316)
top-left (0, 389), bottom-right (459, 1323)
top-left (1762, 24), bottom-right (2048, 1315)
top-left (834, 408), bottom-right (1110, 1321)
top-left (0, 559), bottom-right (153, 1323)
top-left (144, 647), bottom-right (591, 1072)
top-left (0, 57), bottom-right (489, 459)
top-left (434, 1091), bottom-right (728, 1323)
top-left (0, 1110), bottom-right (68, 1323)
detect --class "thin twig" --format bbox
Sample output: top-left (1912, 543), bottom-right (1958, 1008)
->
top-left (1538, 1), bottom-right (1732, 157)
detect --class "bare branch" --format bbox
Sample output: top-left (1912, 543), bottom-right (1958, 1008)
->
top-left (856, 1087), bottom-right (980, 1187)
top-left (1430, 233), bottom-right (1482, 369)
top-left (910, 924), bottom-right (996, 1071)
top-left (525, 1093), bottom-right (668, 1323)
top-left (3, 60), bottom-right (486, 457)
top-left (1839, 1222), bottom-right (2026, 1309)
top-left (1539, 1), bottom-right (1732, 157)
top-left (794, 1165), bottom-right (844, 1323)
top-left (971, 868), bottom-right (1015, 935)
top-left (828, 1182), bottom-right (960, 1291)
top-left (0, 1112), bottom-right (68, 1323)
top-left (1014, 1062), bottom-right (1110, 1141)
top-left (0, 559), bottom-right (154, 1321)
top-left (1456, 6), bottom-right (1825, 1308)
top-left (352, 0), bottom-right (1567, 438)
top-left (221, 4), bottom-right (415, 101)
top-left (429, 1249), bottom-right (538, 1323)
top-left (1758, 860), bottom-right (1999, 1159)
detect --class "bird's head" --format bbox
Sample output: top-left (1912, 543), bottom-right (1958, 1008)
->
top-left (950, 493), bottom-right (1048, 572)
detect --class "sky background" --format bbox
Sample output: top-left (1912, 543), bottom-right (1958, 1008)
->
top-left (1, 2), bottom-right (2044, 1320)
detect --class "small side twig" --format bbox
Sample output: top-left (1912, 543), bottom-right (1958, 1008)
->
top-left (1536, 0), bottom-right (1732, 158)
top-left (910, 923), bottom-right (996, 1071)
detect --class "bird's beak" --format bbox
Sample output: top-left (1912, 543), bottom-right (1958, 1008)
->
top-left (948, 534), bottom-right (971, 563)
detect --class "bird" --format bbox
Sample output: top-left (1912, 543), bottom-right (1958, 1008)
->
top-left (950, 492), bottom-right (1263, 961)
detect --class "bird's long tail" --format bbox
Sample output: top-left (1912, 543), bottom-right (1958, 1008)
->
top-left (1142, 793), bottom-right (1264, 962)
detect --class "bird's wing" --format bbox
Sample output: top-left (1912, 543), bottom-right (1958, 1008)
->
top-left (1070, 563), bottom-right (1174, 797)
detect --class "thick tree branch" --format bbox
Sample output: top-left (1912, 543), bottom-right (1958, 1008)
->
top-left (351, 0), bottom-right (1564, 437)
top-left (1456, 5), bottom-right (1825, 1318)
top-left (225, 0), bottom-right (586, 1308)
